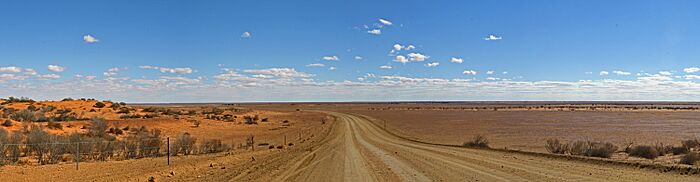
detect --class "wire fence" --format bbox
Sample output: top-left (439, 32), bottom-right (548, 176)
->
top-left (0, 124), bottom-right (331, 170)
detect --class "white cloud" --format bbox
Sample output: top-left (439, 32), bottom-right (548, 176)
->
top-left (48, 65), bottom-right (65, 72)
top-left (379, 65), bottom-right (392, 69)
top-left (354, 56), bottom-right (363, 60)
top-left (503, 71), bottom-right (508, 74)
top-left (463, 70), bottom-right (477, 75)
top-left (486, 71), bottom-right (495, 75)
top-left (450, 57), bottom-right (464, 64)
top-left (322, 56), bottom-right (339, 61)
top-left (612, 70), bottom-right (631, 75)
top-left (306, 63), bottom-right (325, 67)
top-left (407, 53), bottom-right (429, 62)
top-left (241, 31), bottom-right (252, 38)
top-left (0, 66), bottom-right (22, 73)
top-left (329, 66), bottom-right (337, 70)
top-left (83, 34), bottom-right (99, 43)
top-left (684, 75), bottom-right (700, 80)
top-left (392, 44), bottom-right (415, 51)
top-left (0, 74), bottom-right (28, 80)
top-left (378, 18), bottom-right (393, 26)
top-left (367, 29), bottom-right (381, 35)
top-left (37, 74), bottom-right (61, 80)
top-left (103, 72), bottom-right (118, 77)
top-left (252, 74), bottom-right (273, 79)
top-left (425, 62), bottom-right (439, 67)
top-left (637, 74), bottom-right (673, 81)
top-left (23, 68), bottom-right (37, 75)
top-left (108, 67), bottom-right (120, 72)
top-left (599, 71), bottom-right (609, 76)
top-left (484, 34), bottom-right (502, 41)
top-left (139, 65), bottom-right (193, 74)
top-left (486, 77), bottom-right (501, 81)
top-left (242, 68), bottom-right (315, 78)
top-left (394, 55), bottom-right (409, 64)
top-left (683, 67), bottom-right (700, 73)
top-left (393, 44), bottom-right (403, 51)
top-left (659, 71), bottom-right (672, 76)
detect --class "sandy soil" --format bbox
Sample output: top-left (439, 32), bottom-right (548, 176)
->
top-left (3, 106), bottom-right (699, 181)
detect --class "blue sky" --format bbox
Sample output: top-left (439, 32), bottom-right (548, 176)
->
top-left (1, 0), bottom-right (700, 102)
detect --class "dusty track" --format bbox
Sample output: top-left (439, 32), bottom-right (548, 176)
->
top-left (234, 112), bottom-right (698, 181)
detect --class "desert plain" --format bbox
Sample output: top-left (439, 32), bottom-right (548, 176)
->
top-left (1, 99), bottom-right (700, 181)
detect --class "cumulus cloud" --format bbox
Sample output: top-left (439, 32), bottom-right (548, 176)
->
top-left (613, 70), bottom-right (631, 75)
top-left (367, 29), bottom-right (381, 35)
top-left (37, 74), bottom-right (61, 80)
top-left (392, 44), bottom-right (415, 51)
top-left (252, 74), bottom-right (273, 79)
top-left (0, 74), bottom-right (28, 81)
top-left (306, 63), bottom-right (325, 67)
top-left (0, 66), bottom-right (22, 73)
top-left (450, 57), bottom-right (464, 64)
top-left (425, 62), bottom-right (439, 67)
top-left (139, 65), bottom-right (193, 74)
top-left (599, 71), bottom-right (609, 76)
top-left (23, 68), bottom-right (37, 75)
top-left (379, 65), bottom-right (392, 69)
top-left (48, 65), bottom-right (65, 72)
top-left (242, 68), bottom-right (315, 78)
top-left (103, 72), bottom-right (117, 77)
top-left (484, 34), bottom-right (502, 41)
top-left (83, 34), bottom-right (99, 43)
top-left (329, 66), bottom-right (337, 71)
top-left (463, 70), bottom-right (477, 75)
top-left (354, 56), bottom-right (363, 60)
top-left (241, 31), bottom-right (252, 38)
top-left (659, 71), bottom-right (672, 76)
top-left (322, 56), bottom-right (339, 61)
top-left (684, 67), bottom-right (700, 73)
top-left (685, 75), bottom-right (700, 80)
top-left (394, 55), bottom-right (408, 64)
top-left (407, 53), bottom-right (429, 62)
top-left (486, 71), bottom-right (495, 75)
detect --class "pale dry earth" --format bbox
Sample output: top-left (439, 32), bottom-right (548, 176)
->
top-left (2, 111), bottom-right (698, 181)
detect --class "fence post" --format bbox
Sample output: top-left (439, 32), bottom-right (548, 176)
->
top-left (167, 137), bottom-right (170, 165)
top-left (284, 135), bottom-right (287, 148)
top-left (76, 142), bottom-right (80, 170)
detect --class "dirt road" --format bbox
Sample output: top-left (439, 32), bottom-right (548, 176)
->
top-left (234, 112), bottom-right (698, 182)
top-left (3, 111), bottom-right (698, 181)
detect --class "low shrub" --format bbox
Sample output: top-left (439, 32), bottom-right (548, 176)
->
top-left (682, 139), bottom-right (700, 150)
top-left (199, 139), bottom-right (229, 154)
top-left (172, 133), bottom-right (197, 156)
top-left (654, 143), bottom-right (672, 156)
top-left (2, 120), bottom-right (12, 127)
top-left (10, 109), bottom-right (37, 122)
top-left (628, 145), bottom-right (659, 159)
top-left (463, 135), bottom-right (489, 148)
top-left (89, 118), bottom-right (108, 137)
top-left (680, 152), bottom-right (700, 165)
top-left (47, 121), bottom-right (62, 130)
top-left (672, 146), bottom-right (690, 155)
top-left (545, 139), bottom-right (568, 154)
top-left (565, 140), bottom-right (617, 158)
top-left (93, 102), bottom-right (106, 108)
top-left (585, 142), bottom-right (617, 158)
